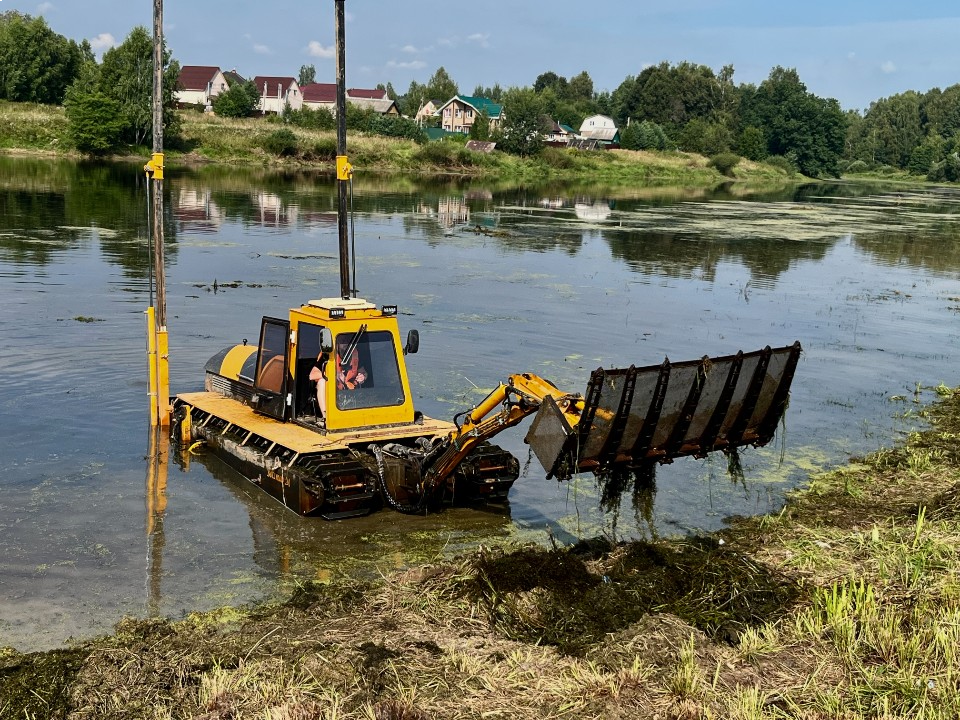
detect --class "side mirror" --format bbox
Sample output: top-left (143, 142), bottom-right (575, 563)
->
top-left (319, 327), bottom-right (333, 354)
top-left (404, 329), bottom-right (419, 355)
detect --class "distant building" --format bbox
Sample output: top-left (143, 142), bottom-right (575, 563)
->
top-left (301, 83), bottom-right (398, 114)
top-left (175, 65), bottom-right (229, 108)
top-left (578, 114), bottom-right (620, 146)
top-left (252, 76), bottom-right (302, 114)
top-left (544, 119), bottom-right (575, 144)
top-left (301, 82), bottom-right (337, 111)
top-left (415, 99), bottom-right (443, 125)
top-left (435, 95), bottom-right (503, 134)
top-left (222, 69), bottom-right (246, 87)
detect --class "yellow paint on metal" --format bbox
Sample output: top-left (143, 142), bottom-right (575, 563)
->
top-left (144, 152), bottom-right (164, 180)
top-left (221, 344), bottom-right (257, 380)
top-left (180, 405), bottom-right (193, 444)
top-left (177, 391), bottom-right (454, 454)
top-left (286, 304), bottom-right (419, 432)
top-left (146, 306), bottom-right (158, 426)
top-left (157, 327), bottom-right (170, 427)
top-left (336, 155), bottom-right (353, 181)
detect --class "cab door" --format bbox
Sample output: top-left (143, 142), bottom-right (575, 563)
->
top-left (252, 317), bottom-right (290, 419)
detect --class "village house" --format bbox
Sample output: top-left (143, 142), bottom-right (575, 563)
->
top-left (578, 114), bottom-right (620, 146)
top-left (253, 76), bottom-right (302, 114)
top-left (300, 84), bottom-right (398, 115)
top-left (414, 99), bottom-right (442, 126)
top-left (434, 95), bottom-right (503, 134)
top-left (347, 89), bottom-right (400, 115)
top-left (544, 119), bottom-right (576, 145)
top-left (175, 65), bottom-right (230, 108)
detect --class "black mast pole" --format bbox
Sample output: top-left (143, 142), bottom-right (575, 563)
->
top-left (334, 0), bottom-right (352, 299)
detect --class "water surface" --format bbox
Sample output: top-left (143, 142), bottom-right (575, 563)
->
top-left (2, 156), bottom-right (959, 650)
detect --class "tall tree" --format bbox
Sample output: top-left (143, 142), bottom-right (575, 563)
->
top-left (97, 26), bottom-right (180, 147)
top-left (0, 12), bottom-right (86, 104)
top-left (424, 66), bottom-right (458, 103)
top-left (472, 83), bottom-right (503, 102)
top-left (533, 71), bottom-right (568, 97)
top-left (65, 25), bottom-right (180, 152)
top-left (567, 71), bottom-right (594, 101)
top-left (741, 66), bottom-right (846, 177)
top-left (298, 64), bottom-right (316, 86)
top-left (494, 87), bottom-right (547, 156)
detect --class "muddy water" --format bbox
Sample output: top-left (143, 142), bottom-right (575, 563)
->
top-left (2, 156), bottom-right (959, 651)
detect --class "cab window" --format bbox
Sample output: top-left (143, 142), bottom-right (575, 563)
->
top-left (335, 330), bottom-right (405, 410)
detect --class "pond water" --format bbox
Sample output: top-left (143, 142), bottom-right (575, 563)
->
top-left (2, 155), bottom-right (960, 651)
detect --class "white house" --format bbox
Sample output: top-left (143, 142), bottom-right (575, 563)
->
top-left (578, 114), bottom-right (620, 144)
top-left (176, 66), bottom-right (229, 108)
top-left (253, 76), bottom-right (302, 114)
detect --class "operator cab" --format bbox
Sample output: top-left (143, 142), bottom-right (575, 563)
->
top-left (233, 297), bottom-right (420, 433)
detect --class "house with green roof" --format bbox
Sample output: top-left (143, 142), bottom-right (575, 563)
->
top-left (434, 95), bottom-right (503, 135)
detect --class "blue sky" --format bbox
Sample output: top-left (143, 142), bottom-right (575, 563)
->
top-left (8, 0), bottom-right (960, 112)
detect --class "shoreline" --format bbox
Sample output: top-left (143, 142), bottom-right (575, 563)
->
top-left (0, 101), bottom-right (796, 187)
top-left (4, 386), bottom-right (959, 718)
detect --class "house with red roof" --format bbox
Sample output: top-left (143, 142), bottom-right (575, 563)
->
top-left (175, 65), bottom-right (230, 108)
top-left (301, 84), bottom-right (398, 115)
top-left (301, 82), bottom-right (337, 111)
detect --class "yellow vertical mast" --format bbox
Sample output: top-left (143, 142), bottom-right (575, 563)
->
top-left (145, 0), bottom-right (170, 426)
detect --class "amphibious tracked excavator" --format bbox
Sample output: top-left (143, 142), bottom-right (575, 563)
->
top-left (170, 1), bottom-right (802, 519)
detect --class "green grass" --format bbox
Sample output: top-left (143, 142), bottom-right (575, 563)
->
top-left (0, 101), bottom-right (796, 187)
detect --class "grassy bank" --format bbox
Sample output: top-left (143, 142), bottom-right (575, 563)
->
top-left (4, 386), bottom-right (960, 719)
top-left (0, 101), bottom-right (791, 186)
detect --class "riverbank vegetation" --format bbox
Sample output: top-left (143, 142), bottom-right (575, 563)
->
top-left (0, 101), bottom-right (791, 186)
top-left (5, 10), bottom-right (960, 184)
top-left (4, 385), bottom-right (960, 718)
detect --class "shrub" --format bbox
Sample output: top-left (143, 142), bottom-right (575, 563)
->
top-left (455, 147), bottom-right (481, 167)
top-left (285, 106), bottom-right (335, 130)
top-left (366, 114), bottom-right (426, 143)
top-left (306, 137), bottom-right (338, 161)
top-left (764, 154), bottom-right (797, 175)
top-left (928, 154), bottom-right (960, 182)
top-left (844, 159), bottom-right (869, 174)
top-left (415, 141), bottom-right (458, 167)
top-left (540, 147), bottom-right (576, 169)
top-left (212, 81), bottom-right (259, 118)
top-left (261, 128), bottom-right (298, 156)
top-left (738, 126), bottom-right (767, 161)
top-left (64, 91), bottom-right (125, 154)
top-left (708, 152), bottom-right (741, 177)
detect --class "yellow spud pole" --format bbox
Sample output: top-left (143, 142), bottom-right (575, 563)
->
top-left (146, 306), bottom-right (159, 426)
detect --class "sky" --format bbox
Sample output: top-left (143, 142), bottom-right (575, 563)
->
top-left (7, 0), bottom-right (960, 112)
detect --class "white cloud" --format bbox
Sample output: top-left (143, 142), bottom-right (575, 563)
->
top-left (37, 2), bottom-right (54, 13)
top-left (253, 44), bottom-right (271, 55)
top-left (89, 33), bottom-right (116, 54)
top-left (401, 44), bottom-right (419, 54)
top-left (307, 41), bottom-right (335, 59)
top-left (437, 37), bottom-right (456, 48)
top-left (466, 33), bottom-right (490, 48)
top-left (387, 59), bottom-right (427, 70)
top-left (880, 60), bottom-right (896, 74)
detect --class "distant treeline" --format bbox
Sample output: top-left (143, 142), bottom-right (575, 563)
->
top-left (3, 11), bottom-right (959, 180)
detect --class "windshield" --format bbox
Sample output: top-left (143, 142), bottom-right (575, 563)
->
top-left (334, 330), bottom-right (405, 410)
